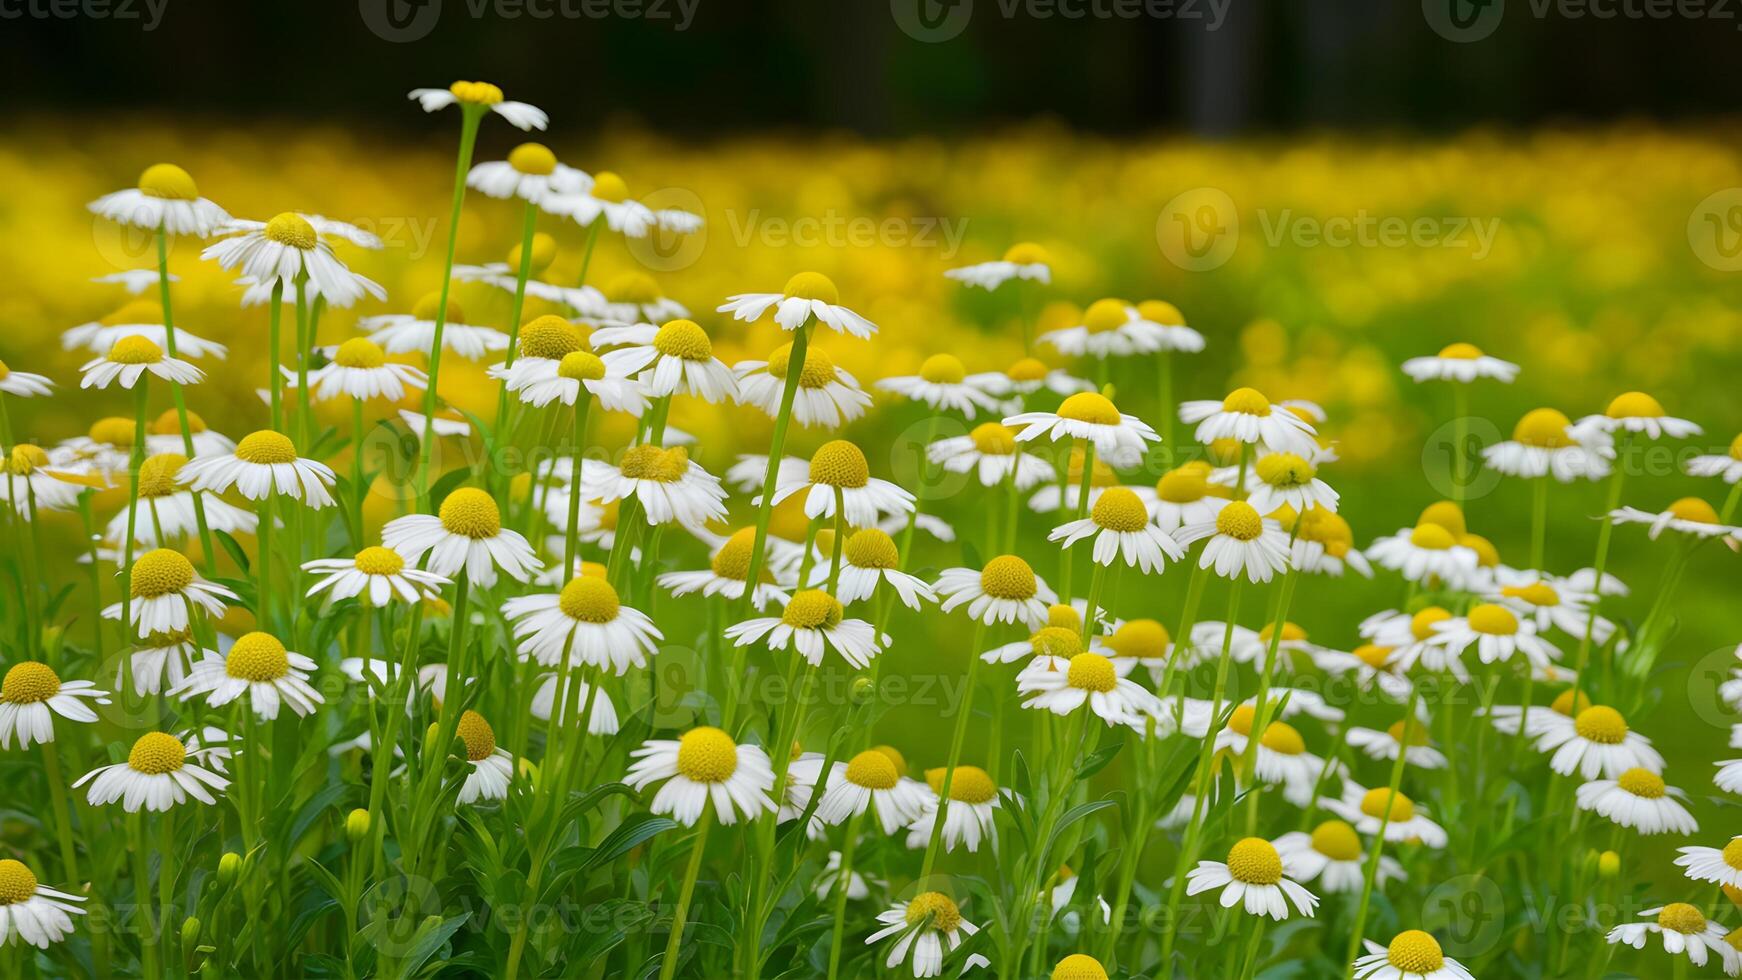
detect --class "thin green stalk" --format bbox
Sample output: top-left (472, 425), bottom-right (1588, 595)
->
top-left (267, 281), bottom-right (284, 433)
top-left (1158, 350), bottom-right (1176, 464)
top-left (129, 811), bottom-right (160, 980)
top-left (826, 811), bottom-right (865, 979)
top-left (1572, 458), bottom-right (1628, 704)
top-left (118, 380), bottom-right (150, 674)
top-left (1061, 438), bottom-right (1097, 598)
top-left (41, 741), bottom-right (78, 881)
top-left (563, 396), bottom-right (592, 582)
top-left (658, 808), bottom-right (714, 980)
top-left (826, 487), bottom-right (846, 593)
top-left (1157, 561), bottom-right (1209, 715)
top-left (1241, 563), bottom-right (1300, 832)
top-left (1345, 681), bottom-right (1422, 967)
top-left (491, 199), bottom-right (541, 493)
top-left (78, 493), bottom-right (106, 658)
top-left (921, 616), bottom-right (989, 880)
top-left (1529, 477), bottom-right (1549, 571)
top-left (1451, 384), bottom-right (1470, 504)
top-left (897, 413), bottom-right (943, 566)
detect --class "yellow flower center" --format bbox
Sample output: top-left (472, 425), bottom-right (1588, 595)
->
top-left (872, 744), bottom-right (908, 777)
top-left (1257, 622), bottom-right (1307, 645)
top-left (918, 354), bottom-right (966, 385)
top-left (102, 300), bottom-right (164, 326)
top-left (1606, 391), bottom-right (1666, 419)
top-left (589, 171), bottom-right (629, 203)
top-left (710, 529), bottom-right (757, 581)
top-left (1226, 704), bottom-right (1259, 736)
top-left (128, 732), bottom-right (187, 774)
top-left (947, 765), bottom-right (997, 803)
top-left (1031, 627), bottom-right (1085, 659)
top-left (1256, 453), bottom-right (1315, 489)
top-left (262, 212), bottom-right (316, 250)
top-left (1056, 392), bottom-right (1121, 426)
top-left (808, 440), bottom-right (870, 488)
top-left (334, 338), bottom-right (386, 369)
top-left (1574, 705), bottom-right (1628, 745)
top-left (1658, 903), bottom-right (1708, 935)
top-left (1409, 523), bottom-right (1456, 550)
top-left (137, 162), bottom-right (198, 200)
top-left (1082, 298), bottom-right (1130, 334)
top-left (1006, 356), bottom-right (1049, 382)
top-left (235, 430), bottom-right (299, 466)
top-left (412, 292), bottom-right (466, 323)
top-left (508, 232), bottom-right (558, 274)
top-left (0, 859), bottom-right (38, 905)
top-left (1310, 820), bottom-right (1363, 861)
top-left (619, 445), bottom-right (689, 484)
top-left (1410, 607), bottom-right (1452, 641)
top-left (1066, 653), bottom-right (1118, 693)
top-left (1046, 603), bottom-right (1082, 631)
top-left (1, 661), bottom-right (61, 704)
top-left (1106, 620), bottom-right (1168, 660)
top-left (1226, 837), bottom-right (1284, 885)
top-left (134, 452), bottom-right (185, 498)
top-left (1387, 719), bottom-right (1431, 747)
top-left (456, 710), bottom-right (497, 762)
top-left (1550, 689), bottom-right (1592, 715)
top-left (1355, 644), bottom-right (1395, 669)
top-left (1359, 787), bottom-right (1415, 823)
top-left (518, 315), bottom-right (584, 361)
top-left (675, 726), bottom-right (738, 783)
top-left (1260, 721), bottom-right (1306, 755)
top-left (1731, 433), bottom-right (1742, 462)
top-left (1137, 299), bottom-right (1184, 325)
top-left (782, 271), bottom-right (839, 304)
top-left (226, 632), bottom-right (290, 682)
top-left (766, 342), bottom-right (836, 389)
top-left (1436, 342), bottom-right (1483, 359)
top-left (844, 749), bottom-right (899, 790)
top-left (1722, 838), bottom-right (1742, 871)
top-left (1466, 603), bottom-right (1519, 636)
top-left (1667, 497), bottom-right (1720, 525)
top-left (653, 319), bottom-right (712, 361)
top-left (1003, 241), bottom-right (1050, 265)
top-left (558, 575), bottom-right (621, 623)
top-left (1221, 387), bottom-right (1272, 416)
top-left (604, 271), bottom-right (660, 304)
top-left (844, 529), bottom-right (899, 569)
top-left (1215, 501), bottom-right (1264, 541)
top-left (559, 351), bottom-right (605, 382)
top-left (1417, 500), bottom-right (1467, 538)
top-left (904, 892), bottom-right (963, 932)
top-left (1513, 408), bottom-right (1574, 448)
top-left (1459, 533), bottom-right (1499, 567)
top-left (507, 142), bottom-right (557, 175)
top-left (1386, 930), bottom-right (1446, 972)
top-left (969, 423), bottom-right (1018, 455)
top-left (1050, 952), bottom-right (1109, 980)
top-left (1091, 487), bottom-right (1149, 533)
top-left (89, 417), bottom-right (135, 446)
top-left (106, 334), bottom-right (165, 365)
top-left (448, 80), bottom-right (504, 104)
top-left (781, 590), bottom-right (844, 630)
top-left (131, 548), bottom-right (195, 598)
top-left (438, 488), bottom-right (503, 539)
top-left (980, 555), bottom-right (1038, 600)
top-left (353, 546), bottom-right (404, 576)
top-left (1617, 767), bottom-right (1665, 799)
top-left (1502, 582), bottom-right (1559, 608)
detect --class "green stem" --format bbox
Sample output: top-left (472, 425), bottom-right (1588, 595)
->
top-left (657, 808), bottom-right (714, 980)
top-left (1346, 681), bottom-right (1422, 967)
top-left (491, 199), bottom-right (541, 494)
top-left (41, 741), bottom-right (78, 881)
top-left (920, 617), bottom-right (988, 880)
top-left (826, 811), bottom-right (864, 980)
top-left (267, 280), bottom-right (284, 433)
top-left (1529, 477), bottom-right (1549, 571)
top-left (129, 811), bottom-right (160, 980)
top-left (1061, 438), bottom-right (1097, 599)
top-left (118, 380), bottom-right (150, 667)
top-left (153, 224), bottom-right (219, 575)
top-left (1451, 384), bottom-right (1470, 505)
top-left (563, 396), bottom-right (593, 582)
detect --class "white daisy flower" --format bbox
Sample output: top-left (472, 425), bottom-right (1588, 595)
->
top-left (178, 429), bottom-right (337, 509)
top-left (1048, 486), bottom-right (1184, 574)
top-left (201, 213), bottom-right (384, 309)
top-left (1213, 707), bottom-right (1328, 805)
top-left (60, 300), bottom-right (227, 361)
top-left (1429, 603), bottom-right (1560, 669)
top-left (1131, 300), bottom-right (1206, 352)
top-left (864, 892), bottom-right (988, 978)
top-left (1606, 904), bottom-right (1741, 975)
top-left (102, 548), bottom-right (237, 636)
top-left (770, 440), bottom-right (915, 529)
top-left (725, 589), bottom-right (886, 669)
top-left (0, 359), bottom-right (53, 399)
top-left (502, 575), bottom-right (663, 674)
top-left (382, 488), bottom-right (540, 588)
top-left (145, 409), bottom-right (235, 458)
top-left (79, 336), bottom-right (202, 390)
top-left (1400, 342), bottom-right (1519, 383)
top-left (718, 271), bottom-right (876, 338)
top-left (965, 356), bottom-right (1094, 400)
top-left (1320, 783), bottom-right (1447, 848)
top-left (944, 242), bottom-right (1051, 290)
top-left (1018, 651), bottom-right (1162, 726)
top-left (596, 270), bottom-right (689, 324)
top-left (1131, 462), bottom-right (1231, 533)
top-left (93, 268), bottom-right (171, 293)
top-left (122, 629), bottom-right (205, 697)
top-left (1488, 571), bottom-right (1612, 643)
top-left (528, 673), bottom-right (618, 734)
top-left (813, 851), bottom-right (879, 902)
top-left (1353, 931), bottom-right (1476, 980)
top-left (1687, 433), bottom-right (1742, 484)
top-left (361, 294), bottom-right (510, 360)
top-left (305, 339), bottom-right (426, 402)
top-left (498, 348), bottom-right (648, 414)
top-left (466, 141), bottom-right (590, 206)
top-left (983, 623), bottom-right (1095, 666)
top-left (453, 251), bottom-right (604, 316)
top-left (1179, 387), bottom-right (1319, 457)
top-left (816, 749), bottom-right (935, 834)
top-left (1675, 836), bottom-right (1742, 888)
top-left (0, 662), bottom-right (109, 750)
top-left (1610, 498), bottom-right (1742, 541)
top-left (934, 555), bottom-right (1057, 628)
top-left (732, 342), bottom-right (872, 428)
top-left (1347, 718), bottom-right (1448, 769)
top-left (408, 80), bottom-right (547, 130)
top-left (1175, 501), bottom-right (1292, 584)
top-left (1482, 408), bottom-right (1613, 482)
top-left (655, 526), bottom-right (791, 610)
top-left (779, 750), bottom-right (830, 839)
top-left (397, 409), bottom-right (471, 441)
top-left (1479, 688), bottom-right (1591, 738)
top-left (806, 528), bottom-right (934, 609)
top-left (1576, 768), bottom-right (1697, 835)
top-left (450, 711), bottom-right (515, 804)
top-left (74, 730), bottom-right (229, 812)
top-left (905, 766), bottom-right (1001, 854)
top-left (2, 446), bottom-right (89, 518)
top-left (1379, 607), bottom-right (1473, 681)
top-left (0, 859), bottom-right (86, 949)
top-left (1184, 837), bottom-right (1319, 920)
top-left (1571, 391), bottom-right (1702, 442)
top-left (1039, 298), bottom-right (1169, 359)
top-left (545, 170), bottom-right (701, 238)
top-left (876, 354), bottom-right (1001, 416)
top-left (625, 726), bottom-right (777, 826)
top-left (581, 443), bottom-right (727, 529)
top-left (1365, 523), bottom-right (1481, 588)
top-left (927, 423), bottom-right (1054, 490)
top-left (87, 163), bottom-right (230, 238)
top-left (1275, 822), bottom-right (1402, 894)
top-left (170, 632), bottom-right (323, 721)
top-left (592, 319), bottom-right (737, 402)
top-left (1312, 643), bottom-right (1414, 699)
top-left (1005, 391), bottom-right (1159, 467)
top-left (1244, 452), bottom-right (1339, 516)
top-left (1530, 704), bottom-right (1663, 779)
top-left (303, 546), bottom-right (449, 607)
top-left (1241, 684), bottom-right (1345, 723)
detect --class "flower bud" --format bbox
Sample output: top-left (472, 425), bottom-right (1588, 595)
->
top-left (1598, 850), bottom-right (1620, 878)
top-left (345, 808), bottom-right (371, 844)
top-left (850, 676), bottom-right (875, 705)
top-left (180, 916), bottom-right (202, 958)
top-left (216, 852), bottom-right (241, 890)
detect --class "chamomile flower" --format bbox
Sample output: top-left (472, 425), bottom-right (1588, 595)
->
top-left (592, 318), bottom-right (736, 401)
top-left (581, 443), bottom-right (727, 528)
top-left (1133, 462), bottom-right (1230, 533)
top-left (60, 300), bottom-right (225, 361)
top-left (305, 339), bottom-right (425, 402)
top-left (1224, 621), bottom-right (1321, 671)
top-left (1576, 768), bottom-right (1697, 835)
top-left (771, 440), bottom-right (915, 528)
top-left (382, 487), bottom-right (541, 587)
top-left (1606, 904), bottom-right (1741, 975)
top-left (1285, 506), bottom-right (1371, 578)
top-left (934, 555), bottom-right (1057, 627)
top-left (303, 546), bottom-right (450, 607)
top-left (733, 342), bottom-right (872, 428)
top-left (965, 356), bottom-right (1094, 400)
top-left (1610, 497), bottom-right (1742, 541)
top-left (50, 417), bottom-right (136, 480)
top-left (0, 359), bottom-right (52, 399)
top-left (454, 235), bottom-right (604, 313)
top-left (1676, 837), bottom-right (1742, 888)
top-left (1572, 391), bottom-right (1702, 441)
top-left (1365, 523), bottom-right (1480, 588)
top-left (1245, 452), bottom-right (1338, 515)
top-left (398, 409), bottom-right (471, 441)
top-left (725, 589), bottom-right (886, 669)
top-left (1347, 718), bottom-right (1448, 769)
top-left (105, 453), bottom-right (256, 548)
top-left (876, 354), bottom-right (1000, 416)
top-left (1488, 572), bottom-right (1612, 642)
top-left (93, 268), bottom-right (170, 293)
top-left (1176, 501), bottom-right (1293, 584)
top-left (1314, 643), bottom-right (1414, 699)
top-left (1320, 783), bottom-right (1447, 847)
top-left (408, 80), bottom-right (548, 130)
top-left (362, 294), bottom-right (510, 360)
top-left (1028, 448), bottom-right (1119, 513)
top-left (102, 548), bottom-right (236, 636)
top-left (1132, 300), bottom-right (1206, 352)
top-left (144, 408), bottom-right (234, 458)
top-left (597, 270), bottom-right (689, 324)
top-left (546, 170), bottom-right (701, 238)
top-left (0, 662), bottom-right (109, 749)
top-left (179, 430), bottom-right (337, 508)
top-left (1430, 603), bottom-right (1561, 669)
top-left (1400, 342), bottom-right (1519, 383)
top-left (1353, 931), bottom-right (1476, 980)
top-left (816, 749), bottom-right (934, 834)
top-left (2, 446), bottom-right (87, 517)
top-left (1480, 687), bottom-right (1591, 738)
top-left (865, 892), bottom-right (988, 978)
top-left (813, 851), bottom-right (878, 902)
top-left (944, 241), bottom-right (1051, 290)
top-left (0, 859), bottom-right (86, 949)
top-left (1687, 434), bottom-right (1742, 484)
top-left (1381, 607), bottom-right (1471, 681)
top-left (1018, 652), bottom-right (1162, 726)
top-left (1048, 486), bottom-right (1184, 574)
top-left (1185, 837), bottom-right (1320, 920)
top-left (1483, 407), bottom-right (1612, 482)
top-left (1099, 618), bottom-right (1171, 681)
top-left (506, 349), bottom-right (648, 414)
top-left (202, 213), bottom-right (384, 308)
top-left (1275, 822), bottom-right (1402, 894)
top-left (1039, 298), bottom-right (1161, 359)
top-left (466, 141), bottom-right (590, 205)
top-left (984, 624), bottom-right (1090, 666)
top-left (906, 766), bottom-right (1001, 853)
top-left (1179, 387), bottom-right (1319, 456)
top-left (88, 163), bottom-right (230, 237)
top-left (1531, 704), bottom-right (1663, 779)
top-left (809, 529), bottom-right (935, 608)
top-left (657, 527), bottom-right (790, 609)
top-left (75, 730), bottom-right (228, 811)
top-left (79, 336), bottom-right (202, 390)
top-left (502, 575), bottom-right (663, 674)
top-left (1006, 391), bottom-right (1159, 466)
top-left (718, 271), bottom-right (877, 338)
top-left (450, 711), bottom-right (515, 804)
top-left (170, 632), bottom-right (323, 721)
top-left (625, 725), bottom-right (777, 826)
top-left (927, 423), bottom-right (1054, 489)
top-left (1214, 706), bottom-right (1327, 804)
top-left (528, 673), bottom-right (618, 734)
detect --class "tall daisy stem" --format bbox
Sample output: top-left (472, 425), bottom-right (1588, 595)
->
top-left (118, 379), bottom-right (150, 676)
top-left (1451, 383), bottom-right (1470, 504)
top-left (562, 396), bottom-right (593, 581)
top-left (1061, 439), bottom-right (1097, 598)
top-left (920, 616), bottom-right (988, 881)
top-left (490, 198), bottom-right (541, 493)
top-left (825, 810), bottom-right (865, 980)
top-left (128, 811), bottom-right (160, 980)
top-left (41, 741), bottom-right (78, 881)
top-left (1345, 681), bottom-right (1421, 967)
top-left (154, 224), bottom-right (219, 574)
top-left (657, 807), bottom-right (713, 980)
top-left (267, 280), bottom-right (285, 433)
top-left (1573, 453), bottom-right (1629, 703)
top-left (1242, 562), bottom-right (1300, 833)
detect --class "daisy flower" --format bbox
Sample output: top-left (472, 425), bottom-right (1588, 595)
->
top-left (528, 673), bottom-right (618, 734)
top-left (1027, 448), bottom-right (1119, 514)
top-left (2, 446), bottom-right (87, 517)
top-left (545, 170), bottom-right (701, 238)
top-left (1314, 643), bottom-right (1413, 699)
top-left (927, 423), bottom-right (1054, 490)
top-left (1048, 486), bottom-right (1184, 574)
top-left (502, 575), bottom-right (663, 674)
top-left (984, 624), bottom-right (1091, 666)
top-left (816, 749), bottom-right (934, 834)
top-left (1571, 390), bottom-right (1702, 441)
top-left (934, 555), bottom-right (1057, 628)
top-left (1130, 300), bottom-right (1206, 352)
top-left (0, 662), bottom-right (109, 749)
top-left (1400, 342), bottom-right (1519, 383)
top-left (1382, 607), bottom-right (1473, 680)
top-left (1353, 931), bottom-right (1476, 980)
top-left (732, 342), bottom-right (872, 428)
top-left (592, 318), bottom-right (736, 402)
top-left (1480, 687), bottom-right (1591, 738)
top-left (813, 851), bottom-right (879, 902)
top-left (1039, 298), bottom-right (1162, 359)
top-left (1610, 497), bottom-right (1742, 541)
top-left (1018, 652), bottom-right (1162, 726)
top-left (1483, 407), bottom-right (1612, 482)
top-left (1430, 603), bottom-right (1560, 669)
top-left (725, 589), bottom-right (886, 669)
top-left (408, 80), bottom-right (548, 130)
top-left (1175, 501), bottom-right (1293, 584)
top-left (1101, 618), bottom-right (1171, 681)
top-left (466, 141), bottom-right (590, 206)
top-left (876, 354), bottom-right (1000, 416)
top-left (1185, 837), bottom-right (1319, 920)
top-left (1245, 452), bottom-right (1338, 515)
top-left (1489, 572), bottom-right (1612, 643)
top-left (656, 527), bottom-right (791, 610)
top-left (1347, 718), bottom-right (1447, 769)
top-left (809, 528), bottom-right (935, 609)
top-left (965, 356), bottom-right (1094, 400)
top-left (0, 859), bottom-right (86, 949)
top-left (1320, 783), bottom-right (1447, 847)
top-left (179, 429), bottom-right (337, 509)
top-left (454, 711), bottom-right (515, 804)
top-left (398, 409), bottom-right (472, 441)
top-left (453, 235), bottom-right (604, 314)
top-left (597, 270), bottom-right (689, 324)
top-left (170, 632), bottom-right (323, 721)
top-left (75, 730), bottom-right (229, 812)
top-left (49, 416), bottom-right (136, 480)
top-left (906, 766), bottom-right (1001, 853)
top-left (1365, 523), bottom-right (1481, 588)
top-left (123, 629), bottom-right (204, 698)
top-left (1287, 506), bottom-right (1371, 578)
top-left (362, 294), bottom-right (510, 360)
top-left (202, 213), bottom-right (383, 308)
top-left (382, 487), bottom-right (541, 587)
top-left (944, 241), bottom-right (1051, 290)
top-left (864, 892), bottom-right (988, 978)
top-left (625, 726), bottom-right (777, 826)
top-left (1687, 433), bottom-right (1742, 484)
top-left (1275, 821), bottom-right (1402, 894)
top-left (1577, 768), bottom-right (1697, 835)
top-left (1213, 706), bottom-right (1327, 804)
top-left (102, 548), bottom-right (236, 636)
top-left (770, 440), bottom-right (915, 529)
top-left (1134, 461), bottom-right (1231, 533)
top-left (501, 349), bottom-right (648, 414)
top-left (718, 271), bottom-right (876, 339)
top-left (581, 444), bottom-right (728, 528)
top-left (79, 336), bottom-right (202, 390)
top-left (1675, 836), bottom-right (1742, 888)
top-left (306, 339), bottom-right (425, 402)
top-left (93, 268), bottom-right (171, 293)
top-left (1531, 704), bottom-right (1663, 779)
top-left (303, 546), bottom-right (449, 607)
top-left (87, 162), bottom-right (230, 238)
top-left (145, 408), bottom-right (234, 458)
top-left (1225, 621), bottom-right (1322, 671)
top-left (0, 359), bottom-right (53, 399)
top-left (1606, 904), bottom-right (1740, 975)
top-left (1006, 391), bottom-right (1159, 467)
top-left (1179, 387), bottom-right (1319, 456)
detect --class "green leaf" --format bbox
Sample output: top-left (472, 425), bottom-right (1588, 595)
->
top-left (584, 814), bottom-right (677, 873)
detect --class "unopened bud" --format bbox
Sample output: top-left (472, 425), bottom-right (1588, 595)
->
top-left (216, 852), bottom-right (241, 890)
top-left (345, 808), bottom-right (371, 844)
top-left (850, 677), bottom-right (875, 705)
top-left (180, 917), bottom-right (201, 958)
top-left (1598, 850), bottom-right (1620, 878)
